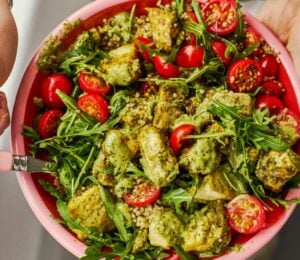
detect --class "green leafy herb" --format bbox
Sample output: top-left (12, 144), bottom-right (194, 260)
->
top-left (162, 188), bottom-right (193, 214)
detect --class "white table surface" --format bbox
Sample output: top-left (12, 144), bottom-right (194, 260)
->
top-left (1, 1), bottom-right (289, 260)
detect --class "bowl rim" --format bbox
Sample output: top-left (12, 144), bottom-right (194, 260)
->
top-left (11, 0), bottom-right (300, 259)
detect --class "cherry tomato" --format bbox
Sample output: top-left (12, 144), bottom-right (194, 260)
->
top-left (77, 94), bottom-right (109, 123)
top-left (163, 249), bottom-right (180, 260)
top-left (153, 55), bottom-right (181, 78)
top-left (227, 59), bottom-right (263, 93)
top-left (211, 40), bottom-right (232, 66)
top-left (41, 73), bottom-right (73, 109)
top-left (37, 109), bottom-right (63, 139)
top-left (139, 82), bottom-right (158, 97)
top-left (186, 11), bottom-right (198, 23)
top-left (176, 44), bottom-right (205, 68)
top-left (259, 54), bottom-right (279, 78)
top-left (170, 124), bottom-right (195, 154)
top-left (255, 94), bottom-right (285, 115)
top-left (123, 182), bottom-right (161, 207)
top-left (101, 247), bottom-right (120, 260)
top-left (201, 0), bottom-right (238, 35)
top-left (244, 27), bottom-right (262, 57)
top-left (78, 71), bottom-right (111, 95)
top-left (133, 37), bottom-right (155, 62)
top-left (227, 194), bottom-right (266, 235)
top-left (261, 80), bottom-right (284, 97)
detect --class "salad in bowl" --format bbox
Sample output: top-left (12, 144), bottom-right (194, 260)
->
top-left (14, 0), bottom-right (300, 259)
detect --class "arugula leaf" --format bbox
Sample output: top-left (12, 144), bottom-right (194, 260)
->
top-left (162, 188), bottom-right (193, 214)
top-left (174, 245), bottom-right (196, 260)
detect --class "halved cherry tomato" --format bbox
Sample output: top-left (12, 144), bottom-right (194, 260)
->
top-left (211, 40), bottom-right (232, 66)
top-left (227, 58), bottom-right (263, 93)
top-left (153, 55), bottom-right (181, 78)
top-left (261, 80), bottom-right (284, 97)
top-left (176, 44), bottom-right (205, 68)
top-left (77, 94), bottom-right (109, 123)
top-left (255, 94), bottom-right (284, 115)
top-left (123, 182), bottom-right (161, 207)
top-left (133, 37), bottom-right (155, 62)
top-left (37, 109), bottom-right (63, 139)
top-left (259, 54), bottom-right (279, 78)
top-left (41, 73), bottom-right (73, 109)
top-left (201, 0), bottom-right (238, 35)
top-left (101, 247), bottom-right (120, 260)
top-left (170, 124), bottom-right (195, 154)
top-left (227, 194), bottom-right (266, 235)
top-left (163, 249), bottom-right (180, 260)
top-left (78, 71), bottom-right (111, 95)
top-left (244, 27), bottom-right (262, 56)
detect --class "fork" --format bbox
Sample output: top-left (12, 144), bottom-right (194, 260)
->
top-left (0, 150), bottom-right (53, 173)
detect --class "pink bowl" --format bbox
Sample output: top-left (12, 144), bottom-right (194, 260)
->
top-left (11, 0), bottom-right (300, 259)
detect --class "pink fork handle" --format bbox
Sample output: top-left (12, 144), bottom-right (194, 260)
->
top-left (0, 150), bottom-right (13, 172)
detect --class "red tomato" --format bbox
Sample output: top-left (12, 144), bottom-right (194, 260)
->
top-left (201, 0), bottom-right (238, 35)
top-left (123, 182), bottom-right (161, 207)
top-left (78, 71), bottom-right (111, 95)
top-left (278, 63), bottom-right (300, 114)
top-left (153, 55), bottom-right (181, 78)
top-left (133, 37), bottom-right (154, 62)
top-left (227, 194), bottom-right (266, 235)
top-left (186, 11), bottom-right (198, 23)
top-left (259, 54), bottom-right (279, 78)
top-left (139, 82), bottom-right (158, 97)
top-left (163, 250), bottom-right (180, 260)
top-left (255, 94), bottom-right (285, 115)
top-left (41, 73), bottom-right (73, 109)
top-left (176, 44), bottom-right (205, 68)
top-left (170, 124), bottom-right (195, 154)
top-left (244, 27), bottom-right (262, 56)
top-left (101, 247), bottom-right (120, 260)
top-left (261, 80), bottom-right (284, 97)
top-left (37, 109), bottom-right (63, 139)
top-left (77, 94), bottom-right (109, 123)
top-left (211, 40), bottom-right (232, 66)
top-left (227, 59), bottom-right (263, 93)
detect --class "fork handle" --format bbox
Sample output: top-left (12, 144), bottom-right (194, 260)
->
top-left (0, 150), bottom-right (13, 172)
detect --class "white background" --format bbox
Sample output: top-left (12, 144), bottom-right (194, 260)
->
top-left (1, 1), bottom-right (298, 260)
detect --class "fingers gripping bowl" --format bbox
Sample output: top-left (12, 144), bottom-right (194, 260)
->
top-left (12, 0), bottom-right (300, 259)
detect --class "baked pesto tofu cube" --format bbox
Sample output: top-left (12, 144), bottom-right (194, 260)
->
top-left (182, 200), bottom-right (231, 253)
top-left (67, 185), bottom-right (114, 240)
top-left (212, 91), bottom-right (253, 116)
top-left (153, 86), bottom-right (185, 131)
top-left (179, 138), bottom-right (221, 175)
top-left (189, 168), bottom-right (236, 202)
top-left (100, 44), bottom-right (141, 86)
top-left (146, 8), bottom-right (179, 52)
top-left (138, 125), bottom-right (179, 187)
top-left (255, 149), bottom-right (300, 193)
top-left (148, 209), bottom-right (183, 249)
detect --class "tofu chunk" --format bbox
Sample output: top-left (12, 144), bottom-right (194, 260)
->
top-left (147, 8), bottom-right (179, 52)
top-left (138, 125), bottom-right (179, 187)
top-left (100, 44), bottom-right (141, 86)
top-left (67, 185), bottom-right (114, 239)
top-left (179, 138), bottom-right (221, 175)
top-left (190, 168), bottom-right (236, 202)
top-left (182, 200), bottom-right (231, 253)
top-left (153, 86), bottom-right (185, 130)
top-left (255, 149), bottom-right (300, 192)
top-left (148, 209), bottom-right (183, 249)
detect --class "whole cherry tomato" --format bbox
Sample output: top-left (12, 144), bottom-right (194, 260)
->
top-left (261, 80), bottom-right (284, 97)
top-left (123, 182), bottom-right (161, 207)
top-left (133, 37), bottom-right (155, 62)
top-left (211, 40), bottom-right (232, 66)
top-left (227, 58), bottom-right (263, 93)
top-left (201, 0), bottom-right (238, 35)
top-left (176, 44), bottom-right (205, 68)
top-left (244, 27), bottom-right (262, 57)
top-left (77, 94), bottom-right (109, 123)
top-left (169, 124), bottom-right (195, 154)
top-left (41, 73), bottom-right (73, 109)
top-left (259, 54), bottom-right (279, 78)
top-left (37, 109), bottom-right (63, 139)
top-left (255, 94), bottom-right (285, 115)
top-left (78, 71), bottom-right (111, 95)
top-left (153, 55), bottom-right (181, 78)
top-left (227, 194), bottom-right (266, 235)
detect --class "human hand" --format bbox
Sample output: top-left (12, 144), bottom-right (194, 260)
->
top-left (0, 0), bottom-right (18, 134)
top-left (258, 0), bottom-right (300, 78)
